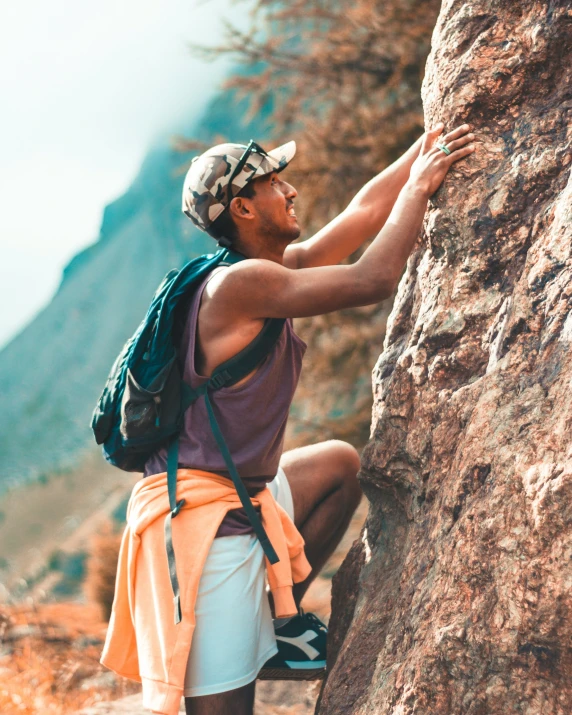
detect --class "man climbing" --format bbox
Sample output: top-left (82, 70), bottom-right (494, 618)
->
top-left (151, 121), bottom-right (475, 714)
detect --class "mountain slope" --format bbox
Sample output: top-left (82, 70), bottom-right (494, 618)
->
top-left (0, 90), bottom-right (267, 492)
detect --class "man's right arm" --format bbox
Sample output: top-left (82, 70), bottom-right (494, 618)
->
top-left (218, 124), bottom-right (475, 320)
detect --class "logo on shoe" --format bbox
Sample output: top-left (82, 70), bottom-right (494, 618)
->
top-left (275, 630), bottom-right (321, 660)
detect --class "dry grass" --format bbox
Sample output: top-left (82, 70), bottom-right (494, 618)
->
top-left (0, 602), bottom-right (138, 715)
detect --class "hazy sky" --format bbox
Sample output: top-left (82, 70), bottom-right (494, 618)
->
top-left (0, 0), bottom-right (243, 350)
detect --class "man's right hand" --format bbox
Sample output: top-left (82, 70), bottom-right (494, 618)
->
top-left (409, 123), bottom-right (476, 198)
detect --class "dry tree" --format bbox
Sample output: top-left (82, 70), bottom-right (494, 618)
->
top-left (192, 0), bottom-right (440, 233)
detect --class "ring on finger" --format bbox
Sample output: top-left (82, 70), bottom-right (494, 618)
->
top-left (437, 143), bottom-right (451, 156)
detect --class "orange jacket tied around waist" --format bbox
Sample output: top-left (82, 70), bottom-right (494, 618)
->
top-left (100, 468), bottom-right (312, 715)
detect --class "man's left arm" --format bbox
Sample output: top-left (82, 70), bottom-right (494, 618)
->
top-left (284, 134), bottom-right (425, 270)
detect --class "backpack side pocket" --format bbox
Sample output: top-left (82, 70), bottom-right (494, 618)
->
top-left (120, 357), bottom-right (181, 442)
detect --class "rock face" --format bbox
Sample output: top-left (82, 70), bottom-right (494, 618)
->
top-left (318, 2), bottom-right (572, 713)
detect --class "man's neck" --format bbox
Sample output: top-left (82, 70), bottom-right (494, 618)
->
top-left (231, 236), bottom-right (285, 265)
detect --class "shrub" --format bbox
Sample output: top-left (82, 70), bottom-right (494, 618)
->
top-left (84, 522), bottom-right (122, 621)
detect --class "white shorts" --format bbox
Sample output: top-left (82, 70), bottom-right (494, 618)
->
top-left (183, 466), bottom-right (295, 697)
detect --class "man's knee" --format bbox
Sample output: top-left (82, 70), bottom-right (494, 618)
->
top-left (327, 439), bottom-right (361, 476)
top-left (281, 439), bottom-right (362, 522)
top-left (326, 440), bottom-right (362, 510)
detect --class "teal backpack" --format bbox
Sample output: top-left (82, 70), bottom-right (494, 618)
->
top-left (91, 246), bottom-right (284, 623)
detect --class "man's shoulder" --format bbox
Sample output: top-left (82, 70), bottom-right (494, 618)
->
top-left (201, 255), bottom-right (302, 323)
top-left (196, 260), bottom-right (267, 329)
top-left (207, 257), bottom-right (288, 296)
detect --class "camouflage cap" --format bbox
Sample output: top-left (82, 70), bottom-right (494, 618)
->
top-left (181, 139), bottom-right (296, 233)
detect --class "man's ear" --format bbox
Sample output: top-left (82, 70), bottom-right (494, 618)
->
top-left (229, 196), bottom-right (255, 222)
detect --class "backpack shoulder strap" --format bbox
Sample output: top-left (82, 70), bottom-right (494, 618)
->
top-left (181, 317), bottom-right (286, 408)
top-left (212, 317), bottom-right (286, 387)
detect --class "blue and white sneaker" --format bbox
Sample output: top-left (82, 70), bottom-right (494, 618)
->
top-left (258, 609), bottom-right (328, 680)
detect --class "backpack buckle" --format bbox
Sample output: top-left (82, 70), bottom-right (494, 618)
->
top-left (210, 370), bottom-right (232, 389)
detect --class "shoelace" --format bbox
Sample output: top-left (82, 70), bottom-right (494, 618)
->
top-left (299, 608), bottom-right (328, 633)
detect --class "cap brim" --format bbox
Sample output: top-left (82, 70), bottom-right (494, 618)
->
top-left (267, 140), bottom-right (296, 172)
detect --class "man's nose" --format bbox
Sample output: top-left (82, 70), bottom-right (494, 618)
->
top-left (283, 181), bottom-right (297, 199)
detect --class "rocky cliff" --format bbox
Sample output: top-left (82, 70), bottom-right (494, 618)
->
top-left (319, 2), bottom-right (572, 713)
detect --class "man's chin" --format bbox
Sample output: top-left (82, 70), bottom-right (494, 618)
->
top-left (261, 217), bottom-right (301, 244)
top-left (288, 223), bottom-right (301, 242)
top-left (277, 226), bottom-right (301, 245)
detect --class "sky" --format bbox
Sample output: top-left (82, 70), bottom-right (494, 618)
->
top-left (0, 0), bottom-right (244, 350)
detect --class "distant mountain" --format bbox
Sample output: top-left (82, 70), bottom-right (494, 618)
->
top-left (0, 87), bottom-right (269, 494)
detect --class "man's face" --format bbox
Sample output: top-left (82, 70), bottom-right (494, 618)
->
top-left (249, 171), bottom-right (300, 243)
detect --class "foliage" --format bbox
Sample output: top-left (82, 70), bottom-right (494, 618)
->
top-left (193, 0), bottom-right (440, 231)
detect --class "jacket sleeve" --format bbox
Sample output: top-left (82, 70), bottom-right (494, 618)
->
top-left (262, 493), bottom-right (312, 617)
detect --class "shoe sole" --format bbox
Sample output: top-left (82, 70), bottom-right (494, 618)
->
top-left (257, 667), bottom-right (326, 681)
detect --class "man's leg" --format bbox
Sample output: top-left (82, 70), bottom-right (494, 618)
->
top-left (187, 439), bottom-right (361, 706)
top-left (279, 439), bottom-right (362, 605)
top-left (184, 682), bottom-right (255, 715)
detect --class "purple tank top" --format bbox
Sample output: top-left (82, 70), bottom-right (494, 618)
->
top-left (144, 266), bottom-right (307, 536)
